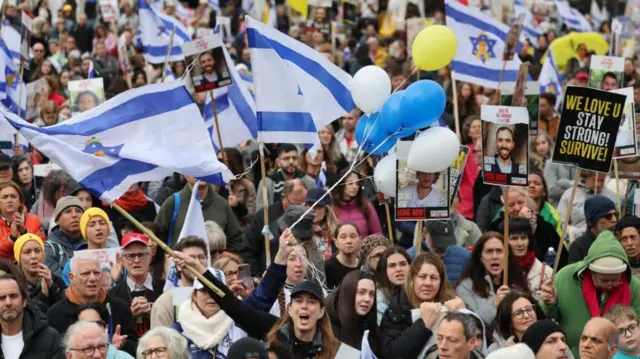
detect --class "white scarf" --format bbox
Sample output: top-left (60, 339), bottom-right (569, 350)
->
top-left (177, 299), bottom-right (234, 350)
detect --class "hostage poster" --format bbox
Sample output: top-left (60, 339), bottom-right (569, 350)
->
top-left (552, 86), bottom-right (626, 173)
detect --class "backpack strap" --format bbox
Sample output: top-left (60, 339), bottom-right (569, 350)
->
top-left (167, 193), bottom-right (180, 248)
top-left (46, 241), bottom-right (65, 268)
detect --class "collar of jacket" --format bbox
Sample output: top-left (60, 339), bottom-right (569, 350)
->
top-left (278, 322), bottom-right (323, 357)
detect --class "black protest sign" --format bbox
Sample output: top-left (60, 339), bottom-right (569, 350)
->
top-left (552, 86), bottom-right (626, 173)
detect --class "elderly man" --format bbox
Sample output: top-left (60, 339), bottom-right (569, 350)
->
top-left (540, 231), bottom-right (640, 358)
top-left (521, 319), bottom-right (569, 359)
top-left (0, 274), bottom-right (64, 358)
top-left (605, 305), bottom-right (640, 359)
top-left (47, 257), bottom-right (138, 356)
top-left (63, 322), bottom-right (108, 359)
top-left (44, 196), bottom-right (85, 277)
top-left (616, 216), bottom-right (640, 276)
top-left (579, 317), bottom-right (618, 359)
top-left (423, 312), bottom-right (483, 359)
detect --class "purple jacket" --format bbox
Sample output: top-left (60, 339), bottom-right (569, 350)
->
top-left (332, 200), bottom-right (383, 237)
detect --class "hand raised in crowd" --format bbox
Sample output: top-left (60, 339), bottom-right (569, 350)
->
top-left (505, 335), bottom-right (517, 347)
top-left (420, 302), bottom-right (442, 329)
top-left (539, 282), bottom-right (557, 305)
top-left (10, 212), bottom-right (24, 238)
top-left (274, 228), bottom-right (298, 265)
top-left (228, 192), bottom-right (238, 207)
top-left (111, 325), bottom-right (127, 350)
top-left (131, 296), bottom-right (151, 316)
top-left (229, 278), bottom-right (254, 298)
top-left (493, 285), bottom-right (511, 307)
top-left (109, 253), bottom-right (123, 282)
top-left (37, 263), bottom-right (53, 296)
top-left (443, 296), bottom-right (466, 312)
top-left (173, 250), bottom-right (207, 274)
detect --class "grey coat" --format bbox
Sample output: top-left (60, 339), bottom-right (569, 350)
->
top-left (544, 162), bottom-right (578, 206)
top-left (455, 275), bottom-right (497, 325)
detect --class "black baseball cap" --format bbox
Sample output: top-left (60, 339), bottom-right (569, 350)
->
top-left (290, 280), bottom-right (324, 301)
top-left (227, 337), bottom-right (268, 359)
top-left (0, 153), bottom-right (11, 169)
top-left (425, 221), bottom-right (457, 249)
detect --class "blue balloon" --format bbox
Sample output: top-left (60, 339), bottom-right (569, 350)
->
top-left (355, 112), bottom-right (390, 153)
top-left (380, 91), bottom-right (404, 135)
top-left (399, 80), bottom-right (446, 131)
top-left (367, 136), bottom-right (398, 155)
top-left (355, 113), bottom-right (374, 145)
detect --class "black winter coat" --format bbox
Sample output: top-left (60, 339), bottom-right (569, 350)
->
top-left (379, 288), bottom-right (434, 359)
top-left (26, 274), bottom-right (66, 314)
top-left (0, 303), bottom-right (65, 359)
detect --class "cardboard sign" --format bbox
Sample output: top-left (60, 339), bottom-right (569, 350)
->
top-left (73, 247), bottom-right (120, 269)
top-left (589, 56), bottom-right (624, 91)
top-left (26, 78), bottom-right (45, 122)
top-left (551, 86), bottom-right (626, 173)
top-left (481, 105), bottom-right (530, 186)
top-left (100, 0), bottom-right (120, 22)
top-left (181, 35), bottom-right (233, 93)
top-left (33, 163), bottom-right (61, 177)
top-left (611, 87), bottom-right (638, 158)
top-left (68, 78), bottom-right (105, 115)
top-left (396, 140), bottom-right (450, 221)
top-left (19, 12), bottom-right (32, 68)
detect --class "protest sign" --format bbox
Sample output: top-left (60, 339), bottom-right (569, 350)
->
top-left (611, 87), bottom-right (638, 158)
top-left (481, 105), bottom-right (530, 186)
top-left (552, 86), bottom-right (626, 173)
top-left (100, 0), bottom-right (119, 22)
top-left (26, 78), bottom-right (45, 122)
top-left (589, 56), bottom-right (624, 91)
top-left (448, 146), bottom-right (469, 203)
top-left (19, 12), bottom-right (32, 69)
top-left (181, 35), bottom-right (232, 93)
top-left (69, 78), bottom-right (105, 115)
top-left (33, 163), bottom-right (62, 177)
top-left (396, 140), bottom-right (450, 221)
top-left (500, 81), bottom-right (539, 135)
top-left (73, 247), bottom-right (120, 269)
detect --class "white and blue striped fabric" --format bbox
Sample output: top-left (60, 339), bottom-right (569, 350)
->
top-left (1, 20), bottom-right (20, 64)
top-left (1, 80), bottom-right (234, 202)
top-left (163, 65), bottom-right (176, 81)
top-left (0, 115), bottom-right (27, 156)
top-left (445, 0), bottom-right (525, 89)
top-left (88, 60), bottom-right (96, 79)
top-left (555, 0), bottom-right (591, 32)
top-left (238, 71), bottom-right (255, 100)
top-left (0, 39), bottom-right (26, 118)
top-left (150, 0), bottom-right (192, 21)
top-left (204, 45), bottom-right (258, 151)
top-left (590, 0), bottom-right (609, 30)
top-left (138, 0), bottom-right (192, 64)
top-left (209, 0), bottom-right (221, 13)
top-left (246, 16), bottom-right (354, 146)
top-left (514, 0), bottom-right (542, 47)
top-left (539, 48), bottom-right (563, 110)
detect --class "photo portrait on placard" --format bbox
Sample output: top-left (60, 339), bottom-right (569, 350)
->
top-left (26, 77), bottom-right (45, 122)
top-left (611, 87), bottom-right (638, 158)
top-left (481, 105), bottom-right (530, 186)
top-left (396, 140), bottom-right (450, 221)
top-left (19, 12), bottom-right (32, 68)
top-left (589, 56), bottom-right (624, 91)
top-left (182, 35), bottom-right (232, 93)
top-left (69, 78), bottom-right (106, 115)
top-left (552, 86), bottom-right (626, 173)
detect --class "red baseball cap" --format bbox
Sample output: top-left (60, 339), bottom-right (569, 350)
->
top-left (575, 71), bottom-right (589, 80)
top-left (121, 233), bottom-right (149, 248)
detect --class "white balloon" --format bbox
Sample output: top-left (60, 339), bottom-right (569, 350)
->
top-left (408, 127), bottom-right (460, 173)
top-left (350, 66), bottom-right (392, 113)
top-left (374, 153), bottom-right (397, 198)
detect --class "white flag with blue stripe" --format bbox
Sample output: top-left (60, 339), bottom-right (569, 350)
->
top-left (539, 48), bottom-right (563, 110)
top-left (590, 0), bottom-right (609, 30)
top-left (238, 71), bottom-right (255, 100)
top-left (1, 80), bottom-right (234, 202)
top-left (514, 0), bottom-right (542, 47)
top-left (246, 16), bottom-right (354, 146)
top-left (138, 0), bottom-right (192, 64)
top-left (1, 20), bottom-right (20, 65)
top-left (204, 45), bottom-right (258, 151)
top-left (445, 0), bottom-right (524, 89)
top-left (88, 60), bottom-right (96, 79)
top-left (0, 39), bottom-right (26, 118)
top-left (555, 0), bottom-right (591, 32)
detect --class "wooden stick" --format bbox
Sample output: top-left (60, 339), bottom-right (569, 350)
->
top-left (160, 27), bottom-right (176, 83)
top-left (384, 202), bottom-right (394, 244)
top-left (551, 169), bottom-right (581, 283)
top-left (452, 76), bottom-right (461, 139)
top-left (111, 202), bottom-right (225, 297)
top-left (415, 220), bottom-right (423, 256)
top-left (209, 90), bottom-right (228, 165)
top-left (503, 187), bottom-right (509, 286)
top-left (614, 159), bottom-right (621, 213)
top-left (490, 61), bottom-right (509, 105)
top-left (622, 180), bottom-right (631, 216)
top-left (258, 142), bottom-right (272, 267)
top-left (15, 65), bottom-right (25, 147)
top-left (594, 172), bottom-right (599, 194)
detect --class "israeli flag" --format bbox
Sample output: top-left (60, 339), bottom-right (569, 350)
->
top-left (210, 0), bottom-right (221, 12)
top-left (0, 39), bottom-right (26, 118)
top-left (138, 0), bottom-right (192, 64)
top-left (590, 0), bottom-right (609, 30)
top-left (246, 16), bottom-right (354, 146)
top-left (1, 80), bottom-right (234, 202)
top-left (88, 60), bottom-right (96, 79)
top-left (539, 48), bottom-right (563, 111)
top-left (0, 115), bottom-right (27, 156)
top-left (1, 20), bottom-right (20, 65)
top-left (238, 71), bottom-right (255, 100)
top-left (555, 0), bottom-right (591, 32)
top-left (150, 0), bottom-right (192, 21)
top-left (445, 0), bottom-right (524, 89)
top-left (514, 0), bottom-right (542, 47)
top-left (163, 65), bottom-right (176, 81)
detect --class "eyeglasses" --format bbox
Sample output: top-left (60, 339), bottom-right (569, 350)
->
top-left (122, 252), bottom-right (150, 261)
top-left (141, 347), bottom-right (168, 358)
top-left (511, 305), bottom-right (535, 319)
top-left (69, 344), bottom-right (108, 356)
top-left (603, 212), bottom-right (618, 221)
top-left (618, 323), bottom-right (639, 337)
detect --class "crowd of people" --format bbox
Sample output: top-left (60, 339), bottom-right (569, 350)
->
top-left (0, 0), bottom-right (640, 358)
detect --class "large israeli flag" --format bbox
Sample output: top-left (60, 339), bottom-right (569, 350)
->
top-left (514, 0), bottom-right (542, 47)
top-left (138, 0), bottom-right (192, 64)
top-left (204, 45), bottom-right (258, 151)
top-left (238, 71), bottom-right (255, 100)
top-left (0, 39), bottom-right (26, 118)
top-left (1, 80), bottom-right (234, 202)
top-left (539, 48), bottom-right (563, 110)
top-left (246, 16), bottom-right (354, 146)
top-left (445, 0), bottom-right (524, 89)
top-left (555, 0), bottom-right (591, 32)
top-left (1, 20), bottom-right (20, 64)
top-left (590, 0), bottom-right (609, 30)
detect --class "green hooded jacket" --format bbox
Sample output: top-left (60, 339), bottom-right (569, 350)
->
top-left (540, 230), bottom-right (640, 359)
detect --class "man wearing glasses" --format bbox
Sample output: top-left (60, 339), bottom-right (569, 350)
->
top-left (64, 321), bottom-right (109, 359)
top-left (108, 234), bottom-right (165, 338)
top-left (605, 305), bottom-right (640, 359)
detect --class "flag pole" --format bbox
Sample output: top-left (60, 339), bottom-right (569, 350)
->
top-left (111, 202), bottom-right (226, 297)
top-left (622, 180), bottom-right (631, 216)
top-left (614, 159), bottom-right (621, 213)
top-left (161, 27), bottom-right (176, 83)
top-left (384, 201), bottom-right (394, 244)
top-left (414, 220), bottom-right (423, 256)
top-left (209, 90), bottom-right (228, 165)
top-left (14, 65), bottom-right (25, 147)
top-left (594, 172), bottom-right (599, 194)
top-left (258, 142), bottom-right (272, 266)
top-left (502, 187), bottom-right (509, 286)
top-left (452, 76), bottom-right (461, 139)
top-left (551, 169), bottom-right (581, 283)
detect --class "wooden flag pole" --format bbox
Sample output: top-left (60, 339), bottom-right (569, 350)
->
top-left (259, 142), bottom-right (272, 267)
top-left (14, 65), bottom-right (25, 147)
top-left (415, 220), bottom-right (423, 256)
top-left (502, 187), bottom-right (509, 286)
top-left (209, 90), bottom-right (228, 165)
top-left (622, 180), bottom-right (631, 216)
top-left (384, 202), bottom-right (394, 244)
top-left (452, 76), bottom-right (461, 139)
top-left (594, 172), bottom-right (599, 194)
top-left (160, 27), bottom-right (176, 83)
top-left (111, 202), bottom-right (225, 297)
top-left (551, 169), bottom-right (581, 283)
top-left (614, 160), bottom-right (621, 213)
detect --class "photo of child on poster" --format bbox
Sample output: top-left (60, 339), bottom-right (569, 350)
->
top-left (589, 56), bottom-right (624, 91)
top-left (182, 35), bottom-right (232, 93)
top-left (481, 105), bottom-right (530, 186)
top-left (552, 86), bottom-right (626, 173)
top-left (69, 78), bottom-right (106, 115)
top-left (611, 87), bottom-right (638, 158)
top-left (396, 140), bottom-right (450, 221)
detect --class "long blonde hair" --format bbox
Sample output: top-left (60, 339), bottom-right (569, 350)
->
top-left (406, 253), bottom-right (455, 308)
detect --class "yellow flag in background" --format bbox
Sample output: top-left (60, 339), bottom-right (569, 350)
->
top-left (288, 0), bottom-right (308, 18)
top-left (262, 2), bottom-right (271, 23)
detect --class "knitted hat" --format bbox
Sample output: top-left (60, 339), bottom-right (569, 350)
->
top-left (227, 337), bottom-right (268, 359)
top-left (13, 233), bottom-right (44, 264)
top-left (359, 234), bottom-right (390, 260)
top-left (498, 217), bottom-right (532, 239)
top-left (584, 195), bottom-right (616, 223)
top-left (80, 207), bottom-right (111, 240)
top-left (616, 215), bottom-right (640, 234)
top-left (277, 205), bottom-right (314, 239)
top-left (589, 256), bottom-right (627, 274)
top-left (53, 196), bottom-right (84, 222)
top-left (522, 320), bottom-right (565, 354)
top-left (486, 344), bottom-right (535, 359)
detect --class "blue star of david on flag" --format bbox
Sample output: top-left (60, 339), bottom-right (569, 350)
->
top-left (470, 33), bottom-right (497, 64)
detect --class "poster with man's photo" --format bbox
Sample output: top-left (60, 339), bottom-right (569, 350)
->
top-left (551, 86), bottom-right (626, 173)
top-left (99, 0), bottom-right (120, 22)
top-left (19, 12), bottom-right (32, 68)
top-left (589, 56), bottom-right (624, 91)
top-left (396, 140), bottom-right (450, 221)
top-left (611, 87), bottom-right (638, 158)
top-left (500, 80), bottom-right (540, 135)
top-left (181, 35), bottom-right (232, 93)
top-left (26, 78), bottom-right (45, 122)
top-left (481, 105), bottom-right (530, 186)
top-left (342, 0), bottom-right (357, 26)
top-left (69, 78), bottom-right (105, 115)
top-left (448, 146), bottom-right (469, 203)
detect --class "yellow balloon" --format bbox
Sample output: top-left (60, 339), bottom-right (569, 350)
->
top-left (412, 25), bottom-right (458, 71)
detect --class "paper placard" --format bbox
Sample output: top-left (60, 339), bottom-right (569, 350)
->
top-left (68, 78), bottom-right (105, 115)
top-left (100, 0), bottom-right (120, 22)
top-left (335, 343), bottom-right (360, 359)
top-left (610, 87), bottom-right (638, 158)
top-left (33, 163), bottom-right (61, 177)
top-left (73, 247), bottom-right (120, 269)
top-left (19, 12), bottom-right (32, 68)
top-left (500, 81), bottom-right (540, 135)
top-left (589, 56), bottom-right (624, 90)
top-left (26, 78), bottom-right (45, 122)
top-left (181, 35), bottom-right (233, 92)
